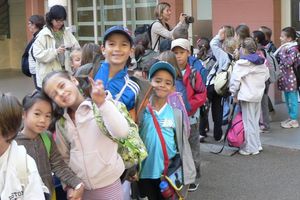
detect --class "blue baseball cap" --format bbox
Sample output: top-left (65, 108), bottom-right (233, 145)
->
top-left (148, 61), bottom-right (176, 81)
top-left (103, 26), bottom-right (133, 45)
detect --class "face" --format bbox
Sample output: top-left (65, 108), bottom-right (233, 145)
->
top-left (23, 100), bottom-right (52, 134)
top-left (28, 21), bottom-right (39, 34)
top-left (173, 47), bottom-right (190, 69)
top-left (51, 19), bottom-right (64, 31)
top-left (71, 54), bottom-right (82, 70)
top-left (161, 6), bottom-right (171, 21)
top-left (44, 75), bottom-right (83, 108)
top-left (280, 31), bottom-right (292, 45)
top-left (151, 70), bottom-right (174, 99)
top-left (102, 33), bottom-right (133, 67)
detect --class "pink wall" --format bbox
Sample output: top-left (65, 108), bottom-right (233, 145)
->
top-left (212, 0), bottom-right (281, 46)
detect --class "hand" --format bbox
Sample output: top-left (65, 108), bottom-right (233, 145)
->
top-left (218, 27), bottom-right (225, 41)
top-left (179, 13), bottom-right (186, 23)
top-left (89, 77), bottom-right (106, 106)
top-left (233, 96), bottom-right (238, 103)
top-left (57, 45), bottom-right (66, 54)
top-left (128, 172), bottom-right (139, 182)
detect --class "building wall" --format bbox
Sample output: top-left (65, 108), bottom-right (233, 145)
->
top-left (0, 0), bottom-right (26, 70)
top-left (212, 0), bottom-right (281, 46)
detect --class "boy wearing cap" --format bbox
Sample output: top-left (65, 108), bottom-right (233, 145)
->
top-left (94, 25), bottom-right (140, 111)
top-left (138, 61), bottom-right (196, 199)
top-left (172, 38), bottom-right (207, 191)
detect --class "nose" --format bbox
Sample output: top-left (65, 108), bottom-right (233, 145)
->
top-left (57, 89), bottom-right (64, 97)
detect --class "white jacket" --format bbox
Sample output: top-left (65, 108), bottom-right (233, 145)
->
top-left (0, 141), bottom-right (47, 200)
top-left (230, 59), bottom-right (269, 102)
top-left (32, 26), bottom-right (80, 87)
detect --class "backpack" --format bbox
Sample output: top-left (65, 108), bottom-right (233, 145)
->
top-left (293, 53), bottom-right (300, 88)
top-left (262, 49), bottom-right (280, 83)
top-left (21, 37), bottom-right (37, 77)
top-left (134, 21), bottom-right (160, 50)
top-left (227, 111), bottom-right (245, 148)
top-left (214, 58), bottom-right (235, 96)
top-left (93, 100), bottom-right (148, 169)
top-left (136, 50), bottom-right (159, 72)
top-left (188, 56), bottom-right (207, 91)
top-left (40, 132), bottom-right (52, 158)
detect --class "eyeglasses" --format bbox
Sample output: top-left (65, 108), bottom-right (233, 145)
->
top-left (54, 19), bottom-right (65, 23)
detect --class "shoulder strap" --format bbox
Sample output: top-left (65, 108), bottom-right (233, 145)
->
top-left (40, 132), bottom-right (51, 158)
top-left (147, 104), bottom-right (169, 176)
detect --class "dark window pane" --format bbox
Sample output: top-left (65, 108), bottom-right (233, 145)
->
top-left (77, 0), bottom-right (93, 7)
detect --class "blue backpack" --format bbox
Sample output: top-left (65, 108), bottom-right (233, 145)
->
top-left (188, 56), bottom-right (208, 89)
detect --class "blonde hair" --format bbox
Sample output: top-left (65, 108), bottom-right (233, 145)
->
top-left (222, 37), bottom-right (238, 54)
top-left (154, 2), bottom-right (171, 20)
top-left (241, 37), bottom-right (257, 54)
top-left (70, 48), bottom-right (82, 61)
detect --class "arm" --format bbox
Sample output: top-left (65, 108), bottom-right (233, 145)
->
top-left (32, 35), bottom-right (58, 63)
top-left (24, 156), bottom-right (48, 200)
top-left (279, 47), bottom-right (298, 67)
top-left (229, 63), bottom-right (242, 97)
top-left (188, 72), bottom-right (207, 115)
top-left (152, 20), bottom-right (187, 40)
top-left (210, 35), bottom-right (231, 71)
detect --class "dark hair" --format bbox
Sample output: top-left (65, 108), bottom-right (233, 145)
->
top-left (259, 26), bottom-right (272, 41)
top-left (134, 33), bottom-right (150, 60)
top-left (0, 93), bottom-right (22, 143)
top-left (45, 5), bottom-right (67, 28)
top-left (282, 27), bottom-right (297, 40)
top-left (81, 43), bottom-right (103, 66)
top-left (241, 37), bottom-right (257, 54)
top-left (196, 37), bottom-right (210, 60)
top-left (252, 30), bottom-right (268, 46)
top-left (173, 27), bottom-right (188, 39)
top-left (22, 90), bottom-right (53, 112)
top-left (29, 15), bottom-right (45, 30)
top-left (235, 24), bottom-right (250, 43)
top-left (157, 50), bottom-right (181, 79)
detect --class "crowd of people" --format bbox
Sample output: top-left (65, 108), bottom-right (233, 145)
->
top-left (1, 1), bottom-right (300, 200)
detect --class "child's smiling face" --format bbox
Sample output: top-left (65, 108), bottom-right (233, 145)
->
top-left (102, 33), bottom-right (133, 67)
top-left (151, 70), bottom-right (174, 99)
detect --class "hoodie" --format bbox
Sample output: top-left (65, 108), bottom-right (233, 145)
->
top-left (230, 53), bottom-right (269, 102)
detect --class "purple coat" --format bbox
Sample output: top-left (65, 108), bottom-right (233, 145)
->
top-left (277, 45), bottom-right (299, 91)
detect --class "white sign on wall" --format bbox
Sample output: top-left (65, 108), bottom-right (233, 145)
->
top-left (48, 0), bottom-right (67, 7)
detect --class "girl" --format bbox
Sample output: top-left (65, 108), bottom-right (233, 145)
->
top-left (230, 37), bottom-right (269, 155)
top-left (70, 48), bottom-right (82, 73)
top-left (33, 5), bottom-right (80, 89)
top-left (42, 70), bottom-right (129, 199)
top-left (138, 61), bottom-right (196, 199)
top-left (0, 93), bottom-right (46, 199)
top-left (274, 27), bottom-right (299, 129)
top-left (16, 90), bottom-right (84, 200)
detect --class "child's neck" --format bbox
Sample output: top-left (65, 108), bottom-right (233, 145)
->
top-left (0, 142), bottom-right (9, 156)
top-left (179, 63), bottom-right (187, 71)
top-left (151, 96), bottom-right (167, 111)
top-left (22, 127), bottom-right (39, 139)
top-left (108, 64), bottom-right (125, 78)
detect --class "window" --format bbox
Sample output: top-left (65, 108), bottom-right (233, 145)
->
top-left (0, 0), bottom-right (10, 39)
top-left (73, 0), bottom-right (156, 43)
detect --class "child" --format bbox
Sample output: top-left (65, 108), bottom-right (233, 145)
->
top-left (42, 70), bottom-right (129, 199)
top-left (230, 37), bottom-right (269, 155)
top-left (171, 38), bottom-right (206, 191)
top-left (16, 90), bottom-right (84, 200)
top-left (94, 25), bottom-right (140, 111)
top-left (274, 27), bottom-right (299, 129)
top-left (138, 61), bottom-right (196, 199)
top-left (259, 26), bottom-right (277, 53)
top-left (70, 48), bottom-right (82, 73)
top-left (0, 93), bottom-right (46, 199)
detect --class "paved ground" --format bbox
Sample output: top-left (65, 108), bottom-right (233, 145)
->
top-left (1, 70), bottom-right (300, 200)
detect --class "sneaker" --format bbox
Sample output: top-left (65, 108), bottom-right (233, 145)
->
top-left (239, 149), bottom-right (260, 156)
top-left (280, 119), bottom-right (291, 126)
top-left (188, 183), bottom-right (199, 192)
top-left (281, 120), bottom-right (299, 129)
top-left (258, 146), bottom-right (263, 152)
top-left (259, 127), bottom-right (270, 133)
top-left (199, 135), bottom-right (206, 143)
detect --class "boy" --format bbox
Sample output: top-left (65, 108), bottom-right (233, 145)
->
top-left (94, 25), bottom-right (140, 111)
top-left (0, 93), bottom-right (47, 199)
top-left (138, 61), bottom-right (196, 199)
top-left (171, 38), bottom-right (207, 191)
top-left (259, 26), bottom-right (277, 53)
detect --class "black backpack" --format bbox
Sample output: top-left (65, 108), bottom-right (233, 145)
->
top-left (21, 38), bottom-right (36, 77)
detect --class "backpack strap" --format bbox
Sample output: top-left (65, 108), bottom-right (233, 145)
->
top-left (40, 132), bottom-right (51, 158)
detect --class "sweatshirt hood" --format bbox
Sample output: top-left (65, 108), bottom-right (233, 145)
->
top-left (240, 53), bottom-right (264, 65)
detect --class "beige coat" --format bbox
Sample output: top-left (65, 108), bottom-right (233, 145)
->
top-left (32, 26), bottom-right (80, 87)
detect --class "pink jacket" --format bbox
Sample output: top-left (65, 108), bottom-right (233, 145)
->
top-left (55, 99), bottom-right (129, 190)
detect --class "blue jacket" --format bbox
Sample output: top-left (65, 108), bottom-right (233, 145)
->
top-left (188, 56), bottom-right (208, 84)
top-left (94, 62), bottom-right (140, 110)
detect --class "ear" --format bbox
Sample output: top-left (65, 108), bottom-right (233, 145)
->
top-left (71, 76), bottom-right (79, 86)
top-left (101, 44), bottom-right (106, 56)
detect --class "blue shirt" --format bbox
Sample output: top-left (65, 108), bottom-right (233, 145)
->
top-left (94, 62), bottom-right (140, 110)
top-left (139, 103), bottom-right (177, 179)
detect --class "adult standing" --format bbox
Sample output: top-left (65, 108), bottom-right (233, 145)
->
top-left (150, 2), bottom-right (187, 52)
top-left (32, 5), bottom-right (80, 89)
top-left (22, 15), bottom-right (45, 88)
